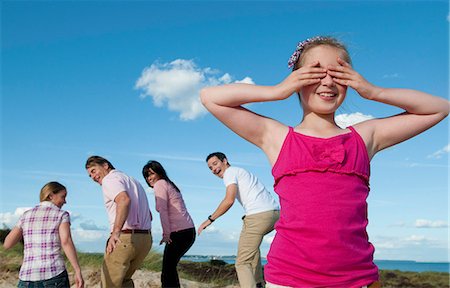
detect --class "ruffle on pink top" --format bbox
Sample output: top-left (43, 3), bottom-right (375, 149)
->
top-left (272, 126), bottom-right (370, 187)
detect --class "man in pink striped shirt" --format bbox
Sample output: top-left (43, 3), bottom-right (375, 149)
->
top-left (86, 156), bottom-right (153, 288)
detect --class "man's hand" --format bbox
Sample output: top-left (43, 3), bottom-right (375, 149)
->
top-left (106, 231), bottom-right (121, 254)
top-left (197, 219), bottom-right (212, 236)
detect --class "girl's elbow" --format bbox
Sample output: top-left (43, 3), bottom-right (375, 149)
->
top-left (60, 238), bottom-right (68, 246)
top-left (199, 88), bottom-right (210, 106)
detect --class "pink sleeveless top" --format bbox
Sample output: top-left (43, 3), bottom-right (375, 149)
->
top-left (265, 126), bottom-right (378, 287)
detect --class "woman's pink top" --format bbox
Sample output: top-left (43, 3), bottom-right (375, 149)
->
top-left (154, 179), bottom-right (194, 236)
top-left (265, 126), bottom-right (378, 287)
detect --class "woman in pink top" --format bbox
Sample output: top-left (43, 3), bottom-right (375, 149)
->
top-left (200, 36), bottom-right (449, 287)
top-left (142, 160), bottom-right (195, 288)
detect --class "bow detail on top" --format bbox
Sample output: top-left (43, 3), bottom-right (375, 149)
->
top-left (311, 143), bottom-right (346, 164)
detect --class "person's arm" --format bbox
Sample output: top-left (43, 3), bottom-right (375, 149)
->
top-left (200, 62), bottom-right (327, 164)
top-left (59, 222), bottom-right (84, 288)
top-left (328, 58), bottom-right (450, 158)
top-left (107, 191), bottom-right (130, 254)
top-left (154, 181), bottom-right (172, 245)
top-left (3, 227), bottom-right (23, 250)
top-left (197, 184), bottom-right (237, 235)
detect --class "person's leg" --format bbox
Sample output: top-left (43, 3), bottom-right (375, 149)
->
top-left (252, 249), bottom-right (264, 285)
top-left (236, 210), bottom-right (279, 288)
top-left (161, 238), bottom-right (178, 288)
top-left (161, 228), bottom-right (196, 288)
top-left (122, 232), bottom-right (153, 287)
top-left (235, 218), bottom-right (260, 287)
top-left (101, 234), bottom-right (134, 288)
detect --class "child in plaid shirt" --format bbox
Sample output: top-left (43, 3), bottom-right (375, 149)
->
top-left (4, 181), bottom-right (84, 288)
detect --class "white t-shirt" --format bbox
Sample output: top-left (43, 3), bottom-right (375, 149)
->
top-left (102, 170), bottom-right (152, 232)
top-left (223, 166), bottom-right (279, 216)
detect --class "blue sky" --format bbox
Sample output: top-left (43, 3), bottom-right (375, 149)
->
top-left (1, 1), bottom-right (448, 262)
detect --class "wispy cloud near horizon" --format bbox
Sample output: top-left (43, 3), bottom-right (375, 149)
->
top-left (415, 219), bottom-right (448, 228)
top-left (427, 144), bottom-right (450, 159)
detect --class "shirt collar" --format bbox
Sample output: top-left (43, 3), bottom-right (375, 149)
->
top-left (40, 201), bottom-right (60, 210)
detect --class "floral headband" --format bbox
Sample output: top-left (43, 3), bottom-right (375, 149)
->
top-left (287, 36), bottom-right (327, 69)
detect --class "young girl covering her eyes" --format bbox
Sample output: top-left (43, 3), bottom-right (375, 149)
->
top-left (200, 36), bottom-right (449, 288)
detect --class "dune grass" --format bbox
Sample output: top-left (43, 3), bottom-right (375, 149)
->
top-left (1, 244), bottom-right (448, 287)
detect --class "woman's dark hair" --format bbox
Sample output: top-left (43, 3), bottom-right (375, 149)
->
top-left (142, 160), bottom-right (180, 192)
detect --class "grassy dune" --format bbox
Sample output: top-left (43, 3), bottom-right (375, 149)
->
top-left (1, 244), bottom-right (448, 287)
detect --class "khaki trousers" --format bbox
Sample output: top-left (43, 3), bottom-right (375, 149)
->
top-left (235, 210), bottom-right (280, 288)
top-left (101, 232), bottom-right (152, 288)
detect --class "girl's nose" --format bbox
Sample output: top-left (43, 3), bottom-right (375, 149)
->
top-left (321, 71), bottom-right (334, 86)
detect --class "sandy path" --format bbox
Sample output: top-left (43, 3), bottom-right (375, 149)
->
top-left (0, 268), bottom-right (238, 288)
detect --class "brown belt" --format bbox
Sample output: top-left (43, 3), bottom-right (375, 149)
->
top-left (121, 229), bottom-right (150, 234)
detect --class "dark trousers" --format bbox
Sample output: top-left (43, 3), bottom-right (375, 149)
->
top-left (161, 227), bottom-right (196, 288)
top-left (18, 270), bottom-right (70, 288)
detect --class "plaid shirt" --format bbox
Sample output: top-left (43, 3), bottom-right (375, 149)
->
top-left (17, 201), bottom-right (70, 281)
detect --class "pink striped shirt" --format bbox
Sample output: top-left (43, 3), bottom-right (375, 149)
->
top-left (102, 170), bottom-right (152, 231)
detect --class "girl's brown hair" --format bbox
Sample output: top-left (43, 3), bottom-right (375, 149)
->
top-left (40, 181), bottom-right (66, 202)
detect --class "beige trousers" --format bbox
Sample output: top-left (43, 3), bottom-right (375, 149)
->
top-left (101, 232), bottom-right (152, 288)
top-left (235, 210), bottom-right (280, 288)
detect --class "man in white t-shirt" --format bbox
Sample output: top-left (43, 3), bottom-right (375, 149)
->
top-left (86, 156), bottom-right (153, 288)
top-left (198, 152), bottom-right (280, 288)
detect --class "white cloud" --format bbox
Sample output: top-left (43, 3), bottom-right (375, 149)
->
top-left (79, 219), bottom-right (108, 231)
top-left (135, 59), bottom-right (254, 121)
top-left (415, 219), bottom-right (448, 228)
top-left (235, 77), bottom-right (254, 84)
top-left (427, 144), bottom-right (450, 159)
top-left (403, 234), bottom-right (429, 245)
top-left (335, 112), bottom-right (374, 128)
top-left (0, 207), bottom-right (32, 228)
top-left (73, 229), bottom-right (106, 242)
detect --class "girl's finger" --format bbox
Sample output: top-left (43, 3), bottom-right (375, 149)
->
top-left (302, 78), bottom-right (321, 86)
top-left (294, 66), bottom-right (326, 75)
top-left (327, 64), bottom-right (347, 73)
top-left (299, 72), bottom-right (327, 79)
top-left (333, 77), bottom-right (351, 86)
top-left (327, 70), bottom-right (350, 79)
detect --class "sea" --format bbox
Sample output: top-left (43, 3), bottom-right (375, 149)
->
top-left (181, 255), bottom-right (450, 273)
